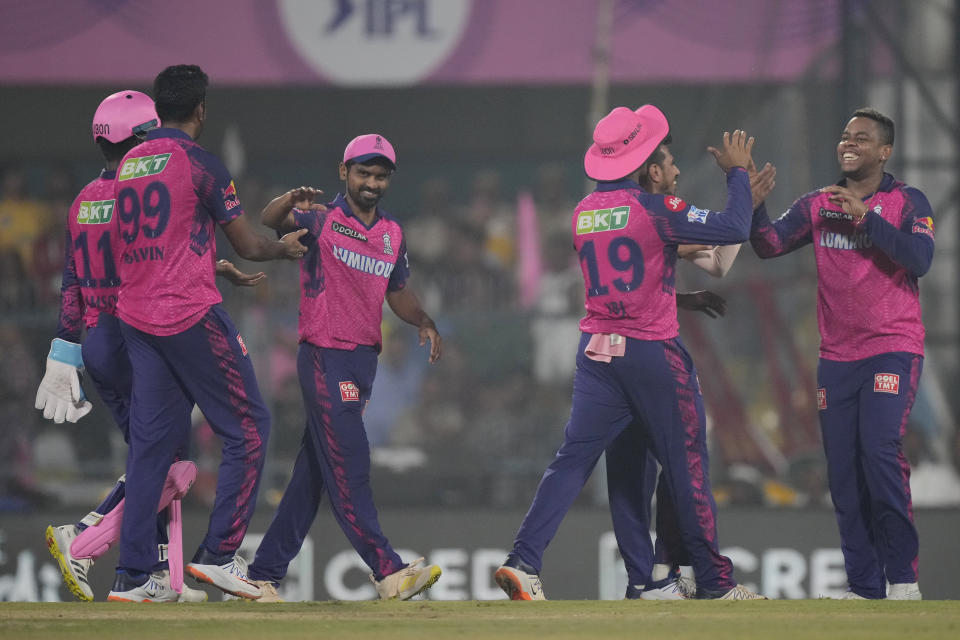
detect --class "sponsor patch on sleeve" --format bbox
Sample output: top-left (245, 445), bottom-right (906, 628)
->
top-left (686, 206), bottom-right (709, 224)
top-left (912, 216), bottom-right (934, 239)
top-left (222, 180), bottom-right (241, 211)
top-left (874, 373), bottom-right (900, 394)
top-left (664, 196), bottom-right (687, 212)
top-left (339, 381), bottom-right (360, 402)
top-left (817, 388), bottom-right (827, 410)
top-left (237, 333), bottom-right (248, 356)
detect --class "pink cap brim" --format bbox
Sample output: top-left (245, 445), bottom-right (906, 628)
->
top-left (584, 105), bottom-right (669, 181)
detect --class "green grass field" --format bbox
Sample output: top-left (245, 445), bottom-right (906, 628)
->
top-left (2, 600), bottom-right (959, 640)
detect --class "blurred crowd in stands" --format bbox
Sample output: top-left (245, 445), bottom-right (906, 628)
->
top-left (3, 162), bottom-right (960, 512)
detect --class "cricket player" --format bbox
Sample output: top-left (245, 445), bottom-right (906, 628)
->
top-left (106, 65), bottom-right (308, 602)
top-left (609, 139), bottom-right (776, 600)
top-left (749, 108), bottom-right (933, 600)
top-left (38, 90), bottom-right (265, 603)
top-left (245, 133), bottom-right (442, 602)
top-left (495, 105), bottom-right (766, 601)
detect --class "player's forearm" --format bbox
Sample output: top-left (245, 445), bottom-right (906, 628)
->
top-left (234, 234), bottom-right (290, 262)
top-left (260, 193), bottom-right (296, 231)
top-left (387, 288), bottom-right (435, 330)
top-left (862, 212), bottom-right (934, 277)
top-left (56, 255), bottom-right (84, 342)
top-left (714, 168), bottom-right (753, 243)
top-left (749, 203), bottom-right (808, 258)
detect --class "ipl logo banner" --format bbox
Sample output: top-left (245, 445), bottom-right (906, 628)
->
top-left (278, 0), bottom-right (472, 86)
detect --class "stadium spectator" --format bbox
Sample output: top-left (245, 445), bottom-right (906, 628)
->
top-left (246, 133), bottom-right (442, 602)
top-left (749, 107), bottom-right (934, 600)
top-left (494, 105), bottom-right (766, 601)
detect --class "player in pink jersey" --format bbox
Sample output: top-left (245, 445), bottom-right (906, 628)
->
top-left (495, 105), bottom-right (767, 601)
top-left (245, 134), bottom-right (442, 602)
top-left (39, 90), bottom-right (266, 603)
top-left (750, 108), bottom-right (934, 600)
top-left (107, 65), bottom-right (309, 603)
top-left (607, 136), bottom-right (776, 600)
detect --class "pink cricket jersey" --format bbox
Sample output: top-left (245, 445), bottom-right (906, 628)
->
top-left (573, 173), bottom-right (752, 341)
top-left (751, 173), bottom-right (935, 361)
top-left (292, 193), bottom-right (409, 350)
top-left (114, 128), bottom-right (243, 335)
top-left (57, 170), bottom-right (121, 340)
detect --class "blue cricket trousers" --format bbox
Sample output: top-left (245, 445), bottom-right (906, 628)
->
top-left (818, 352), bottom-right (921, 598)
top-left (117, 305), bottom-right (270, 573)
top-left (82, 312), bottom-right (132, 442)
top-left (249, 344), bottom-right (403, 583)
top-left (512, 333), bottom-right (735, 593)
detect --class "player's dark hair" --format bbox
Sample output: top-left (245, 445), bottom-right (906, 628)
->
top-left (153, 64), bottom-right (208, 124)
top-left (852, 108), bottom-right (894, 145)
top-left (96, 137), bottom-right (140, 163)
top-left (637, 134), bottom-right (673, 190)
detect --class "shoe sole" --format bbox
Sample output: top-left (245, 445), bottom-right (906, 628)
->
top-left (45, 526), bottom-right (93, 603)
top-left (106, 595), bottom-right (171, 603)
top-left (494, 568), bottom-right (536, 601)
top-left (185, 565), bottom-right (261, 600)
top-left (399, 566), bottom-right (442, 601)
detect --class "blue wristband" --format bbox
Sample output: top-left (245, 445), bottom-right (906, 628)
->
top-left (49, 338), bottom-right (84, 368)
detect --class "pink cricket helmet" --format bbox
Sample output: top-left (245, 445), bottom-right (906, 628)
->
top-left (92, 90), bottom-right (160, 143)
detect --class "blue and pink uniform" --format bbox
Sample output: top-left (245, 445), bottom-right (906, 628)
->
top-left (58, 171), bottom-right (132, 437)
top-left (750, 172), bottom-right (934, 598)
top-left (114, 128), bottom-right (270, 574)
top-left (508, 169), bottom-right (752, 595)
top-left (249, 193), bottom-right (410, 583)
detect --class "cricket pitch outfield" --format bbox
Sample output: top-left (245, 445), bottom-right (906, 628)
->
top-left (2, 600), bottom-right (959, 640)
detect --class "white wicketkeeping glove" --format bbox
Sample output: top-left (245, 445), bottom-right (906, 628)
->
top-left (35, 338), bottom-right (93, 424)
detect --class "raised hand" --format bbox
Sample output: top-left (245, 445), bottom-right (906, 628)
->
top-left (289, 186), bottom-right (325, 211)
top-left (750, 162), bottom-right (777, 208)
top-left (707, 130), bottom-right (754, 174)
top-left (280, 227), bottom-right (310, 259)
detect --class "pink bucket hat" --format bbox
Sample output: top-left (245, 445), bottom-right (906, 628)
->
top-left (584, 105), bottom-right (669, 181)
top-left (343, 133), bottom-right (396, 169)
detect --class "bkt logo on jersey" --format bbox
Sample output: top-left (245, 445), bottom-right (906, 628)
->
top-left (77, 199), bottom-right (115, 224)
top-left (118, 153), bottom-right (172, 181)
top-left (333, 245), bottom-right (395, 278)
top-left (576, 207), bottom-right (630, 235)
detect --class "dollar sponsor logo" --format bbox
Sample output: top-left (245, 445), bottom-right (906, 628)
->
top-left (333, 244), bottom-right (395, 278)
top-left (576, 206), bottom-right (630, 235)
top-left (818, 230), bottom-right (873, 250)
top-left (331, 220), bottom-right (367, 242)
top-left (77, 199), bottom-right (115, 224)
top-left (817, 388), bottom-right (827, 410)
top-left (817, 207), bottom-right (855, 222)
top-left (874, 373), bottom-right (900, 394)
top-left (118, 153), bottom-right (172, 181)
top-left (339, 381), bottom-right (360, 402)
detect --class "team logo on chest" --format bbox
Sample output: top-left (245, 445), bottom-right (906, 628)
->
top-left (382, 232), bottom-right (394, 255)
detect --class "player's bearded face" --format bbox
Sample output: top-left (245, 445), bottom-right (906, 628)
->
top-left (345, 163), bottom-right (392, 210)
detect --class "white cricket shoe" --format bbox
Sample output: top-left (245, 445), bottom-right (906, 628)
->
top-left (45, 524), bottom-right (94, 602)
top-left (371, 557), bottom-right (441, 600)
top-left (186, 551), bottom-right (261, 600)
top-left (717, 584), bottom-right (767, 600)
top-left (840, 590), bottom-right (868, 600)
top-left (641, 576), bottom-right (693, 600)
top-left (887, 582), bottom-right (922, 600)
top-left (148, 569), bottom-right (209, 602)
top-left (494, 560), bottom-right (546, 601)
top-left (107, 571), bottom-right (180, 603)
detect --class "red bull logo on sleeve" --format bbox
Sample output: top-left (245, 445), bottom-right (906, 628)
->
top-left (118, 153), bottom-right (171, 181)
top-left (222, 181), bottom-right (241, 211)
top-left (237, 333), bottom-right (248, 356)
top-left (576, 207), bottom-right (630, 235)
top-left (339, 381), bottom-right (360, 402)
top-left (912, 216), bottom-right (934, 239)
top-left (874, 373), bottom-right (900, 394)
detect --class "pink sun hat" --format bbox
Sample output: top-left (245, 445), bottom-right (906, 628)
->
top-left (343, 133), bottom-right (396, 169)
top-left (584, 105), bottom-right (670, 181)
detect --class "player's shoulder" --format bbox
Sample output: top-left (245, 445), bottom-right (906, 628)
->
top-left (377, 208), bottom-right (404, 231)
